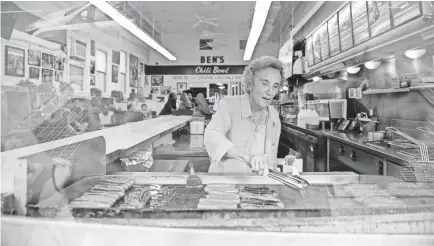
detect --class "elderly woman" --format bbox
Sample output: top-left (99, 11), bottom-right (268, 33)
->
top-left (204, 56), bottom-right (283, 175)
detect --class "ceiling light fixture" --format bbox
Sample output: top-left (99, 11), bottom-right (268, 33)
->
top-left (243, 0), bottom-right (272, 61)
top-left (346, 66), bottom-right (361, 74)
top-left (364, 60), bottom-right (381, 70)
top-left (90, 1), bottom-right (176, 61)
top-left (405, 47), bottom-right (427, 59)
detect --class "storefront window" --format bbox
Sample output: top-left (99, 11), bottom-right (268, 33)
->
top-left (120, 51), bottom-right (127, 94)
top-left (96, 49), bottom-right (107, 92)
top-left (69, 65), bottom-right (84, 91)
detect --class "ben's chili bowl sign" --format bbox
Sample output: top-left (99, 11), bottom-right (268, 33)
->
top-left (195, 66), bottom-right (230, 74)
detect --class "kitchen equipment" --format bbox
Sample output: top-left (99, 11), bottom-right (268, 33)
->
top-left (347, 120), bottom-right (359, 132)
top-left (386, 127), bottom-right (430, 162)
top-left (417, 126), bottom-right (434, 137)
top-left (303, 80), bottom-right (347, 100)
top-left (337, 120), bottom-right (351, 131)
top-left (186, 163), bottom-right (203, 188)
top-left (306, 99), bottom-right (347, 122)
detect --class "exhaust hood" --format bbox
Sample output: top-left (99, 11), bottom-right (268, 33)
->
top-left (301, 2), bottom-right (434, 76)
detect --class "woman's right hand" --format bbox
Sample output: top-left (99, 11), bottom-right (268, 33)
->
top-left (249, 154), bottom-right (269, 176)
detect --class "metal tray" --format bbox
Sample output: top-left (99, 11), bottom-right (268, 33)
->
top-left (25, 173), bottom-right (434, 220)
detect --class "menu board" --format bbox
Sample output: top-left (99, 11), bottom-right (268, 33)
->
top-left (390, 1), bottom-right (421, 27)
top-left (318, 23), bottom-right (330, 60)
top-left (328, 14), bottom-right (340, 56)
top-left (339, 4), bottom-right (353, 51)
top-left (351, 1), bottom-right (369, 45)
top-left (367, 1), bottom-right (391, 37)
top-left (312, 30), bottom-right (321, 64)
top-left (306, 36), bottom-right (314, 67)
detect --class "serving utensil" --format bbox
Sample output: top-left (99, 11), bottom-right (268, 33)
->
top-left (186, 163), bottom-right (203, 188)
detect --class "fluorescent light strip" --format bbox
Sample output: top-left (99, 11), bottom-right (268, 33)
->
top-left (243, 0), bottom-right (272, 61)
top-left (90, 1), bottom-right (176, 61)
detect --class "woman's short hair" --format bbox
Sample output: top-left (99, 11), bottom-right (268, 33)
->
top-left (141, 103), bottom-right (147, 108)
top-left (242, 56), bottom-right (284, 93)
top-left (108, 104), bottom-right (116, 112)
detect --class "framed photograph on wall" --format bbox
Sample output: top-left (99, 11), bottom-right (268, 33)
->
top-left (177, 82), bottom-right (187, 95)
top-left (112, 65), bottom-right (119, 83)
top-left (42, 53), bottom-right (54, 69)
top-left (161, 86), bottom-right (172, 95)
top-left (55, 71), bottom-right (63, 82)
top-left (152, 86), bottom-right (160, 93)
top-left (5, 45), bottom-right (25, 77)
top-left (90, 60), bottom-right (95, 74)
top-left (28, 50), bottom-right (41, 66)
top-left (90, 75), bottom-right (96, 86)
top-left (29, 67), bottom-right (40, 80)
top-left (151, 75), bottom-right (163, 86)
top-left (54, 57), bottom-right (64, 71)
top-left (42, 69), bottom-right (53, 82)
top-left (129, 54), bottom-right (139, 87)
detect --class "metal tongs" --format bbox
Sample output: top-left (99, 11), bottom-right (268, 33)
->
top-left (267, 169), bottom-right (310, 191)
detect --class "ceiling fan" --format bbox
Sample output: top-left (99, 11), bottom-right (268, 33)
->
top-left (193, 15), bottom-right (219, 28)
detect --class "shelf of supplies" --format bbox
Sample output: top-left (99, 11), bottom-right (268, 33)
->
top-left (362, 88), bottom-right (409, 95)
top-left (362, 85), bottom-right (434, 95)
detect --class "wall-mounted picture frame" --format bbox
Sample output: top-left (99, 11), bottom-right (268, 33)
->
top-left (152, 86), bottom-right (160, 93)
top-left (151, 75), bottom-right (164, 86)
top-left (112, 65), bottom-right (118, 83)
top-left (129, 54), bottom-right (139, 87)
top-left (55, 71), bottom-right (63, 82)
top-left (90, 75), bottom-right (96, 86)
top-left (54, 57), bottom-right (64, 71)
top-left (29, 67), bottom-right (40, 80)
top-left (161, 86), bottom-right (172, 95)
top-left (28, 50), bottom-right (41, 66)
top-left (5, 45), bottom-right (25, 77)
top-left (42, 53), bottom-right (54, 69)
top-left (90, 60), bottom-right (95, 74)
top-left (42, 69), bottom-right (53, 82)
top-left (177, 82), bottom-right (187, 95)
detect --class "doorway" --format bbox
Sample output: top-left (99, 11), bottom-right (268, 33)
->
top-left (189, 87), bottom-right (208, 98)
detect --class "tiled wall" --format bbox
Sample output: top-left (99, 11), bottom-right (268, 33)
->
top-left (340, 51), bottom-right (434, 142)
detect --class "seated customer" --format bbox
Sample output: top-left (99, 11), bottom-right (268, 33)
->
top-left (193, 93), bottom-right (212, 116)
top-left (99, 105), bottom-right (115, 126)
top-left (141, 103), bottom-right (153, 120)
top-left (178, 92), bottom-right (192, 109)
top-left (68, 107), bottom-right (89, 132)
top-left (159, 92), bottom-right (177, 115)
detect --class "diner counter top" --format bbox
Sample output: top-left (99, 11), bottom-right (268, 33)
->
top-left (1, 115), bottom-right (192, 161)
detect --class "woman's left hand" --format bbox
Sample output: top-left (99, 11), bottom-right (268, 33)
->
top-left (250, 154), bottom-right (269, 176)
